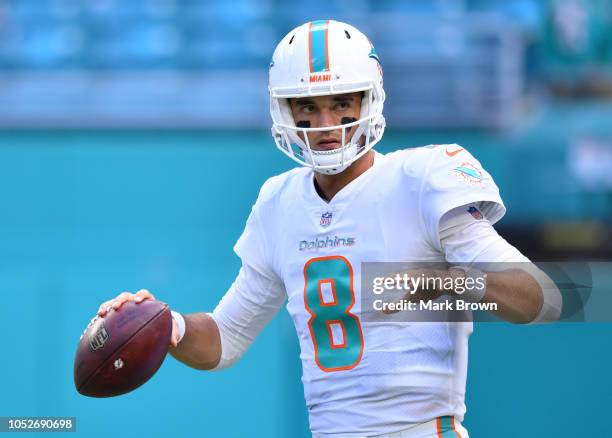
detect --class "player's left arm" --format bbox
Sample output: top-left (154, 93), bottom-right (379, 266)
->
top-left (413, 144), bottom-right (562, 323)
top-left (439, 205), bottom-right (562, 324)
top-left (451, 266), bottom-right (546, 324)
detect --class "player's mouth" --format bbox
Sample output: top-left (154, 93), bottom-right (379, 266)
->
top-left (316, 138), bottom-right (342, 150)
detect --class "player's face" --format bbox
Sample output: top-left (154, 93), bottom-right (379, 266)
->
top-left (289, 92), bottom-right (362, 151)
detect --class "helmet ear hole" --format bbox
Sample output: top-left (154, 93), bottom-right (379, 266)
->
top-left (344, 30), bottom-right (351, 39)
top-left (289, 34), bottom-right (295, 44)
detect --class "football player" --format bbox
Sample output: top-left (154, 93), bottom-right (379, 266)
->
top-left (98, 20), bottom-right (561, 437)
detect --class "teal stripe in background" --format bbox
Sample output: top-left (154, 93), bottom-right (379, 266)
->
top-left (310, 20), bottom-right (328, 72)
top-left (439, 416), bottom-right (460, 437)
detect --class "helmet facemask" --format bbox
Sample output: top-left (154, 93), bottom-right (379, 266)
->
top-left (271, 85), bottom-right (386, 175)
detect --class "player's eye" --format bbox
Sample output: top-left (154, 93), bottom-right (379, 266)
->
top-left (335, 101), bottom-right (350, 111)
top-left (301, 104), bottom-right (315, 113)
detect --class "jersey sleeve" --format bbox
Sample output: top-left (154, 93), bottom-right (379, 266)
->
top-left (439, 206), bottom-right (562, 323)
top-left (208, 262), bottom-right (286, 370)
top-left (233, 178), bottom-right (280, 281)
top-left (440, 204), bottom-right (529, 264)
top-left (209, 177), bottom-right (287, 369)
top-left (419, 144), bottom-right (506, 251)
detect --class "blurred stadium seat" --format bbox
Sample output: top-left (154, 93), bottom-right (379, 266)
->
top-left (0, 0), bottom-right (611, 243)
top-left (2, 0), bottom-right (610, 128)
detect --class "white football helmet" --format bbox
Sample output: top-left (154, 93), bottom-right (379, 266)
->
top-left (269, 20), bottom-right (386, 175)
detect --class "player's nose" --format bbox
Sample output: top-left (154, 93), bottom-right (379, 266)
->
top-left (316, 108), bottom-right (339, 128)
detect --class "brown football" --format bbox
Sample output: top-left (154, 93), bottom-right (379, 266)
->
top-left (74, 299), bottom-right (172, 397)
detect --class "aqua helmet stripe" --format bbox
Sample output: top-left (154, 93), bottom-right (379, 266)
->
top-left (309, 20), bottom-right (330, 73)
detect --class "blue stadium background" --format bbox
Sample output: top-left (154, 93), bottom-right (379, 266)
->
top-left (1, 1), bottom-right (612, 437)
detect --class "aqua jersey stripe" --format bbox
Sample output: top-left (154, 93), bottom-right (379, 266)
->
top-left (309, 20), bottom-right (329, 72)
top-left (438, 416), bottom-right (461, 438)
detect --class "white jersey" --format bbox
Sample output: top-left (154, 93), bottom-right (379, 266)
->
top-left (229, 145), bottom-right (505, 436)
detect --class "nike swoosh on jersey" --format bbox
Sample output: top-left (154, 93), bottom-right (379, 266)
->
top-left (445, 147), bottom-right (464, 157)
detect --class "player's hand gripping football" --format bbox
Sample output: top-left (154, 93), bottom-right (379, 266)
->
top-left (96, 289), bottom-right (181, 348)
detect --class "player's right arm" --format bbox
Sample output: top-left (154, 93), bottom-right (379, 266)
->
top-left (168, 312), bottom-right (222, 370)
top-left (97, 177), bottom-right (285, 370)
top-left (169, 261), bottom-right (286, 370)
top-left (96, 259), bottom-right (285, 371)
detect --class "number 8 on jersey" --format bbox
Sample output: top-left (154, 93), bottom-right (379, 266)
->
top-left (303, 256), bottom-right (364, 372)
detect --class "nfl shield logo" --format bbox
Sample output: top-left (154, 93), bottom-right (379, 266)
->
top-left (320, 212), bottom-right (333, 227)
top-left (89, 323), bottom-right (109, 351)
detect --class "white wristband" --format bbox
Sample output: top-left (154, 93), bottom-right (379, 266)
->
top-left (170, 310), bottom-right (186, 344)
